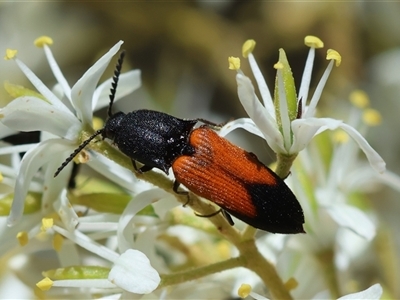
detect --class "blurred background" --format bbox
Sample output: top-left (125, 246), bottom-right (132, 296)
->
top-left (1, 1), bottom-right (400, 298)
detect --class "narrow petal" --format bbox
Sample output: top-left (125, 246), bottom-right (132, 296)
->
top-left (43, 45), bottom-right (72, 101)
top-left (0, 96), bottom-right (80, 139)
top-left (219, 118), bottom-right (264, 139)
top-left (13, 58), bottom-right (68, 111)
top-left (325, 203), bottom-right (376, 241)
top-left (87, 153), bottom-right (151, 193)
top-left (53, 225), bottom-right (119, 262)
top-left (297, 48), bottom-right (315, 112)
top-left (303, 60), bottom-right (334, 118)
top-left (339, 123), bottom-right (386, 173)
top-left (108, 249), bottom-right (160, 294)
top-left (42, 151), bottom-right (74, 214)
top-left (338, 284), bottom-right (382, 300)
top-left (236, 74), bottom-right (284, 153)
top-left (52, 278), bottom-right (117, 289)
top-left (247, 53), bottom-right (274, 112)
top-left (53, 189), bottom-right (79, 232)
top-left (7, 139), bottom-right (74, 226)
top-left (71, 41), bottom-right (123, 125)
top-left (93, 70), bottom-right (141, 111)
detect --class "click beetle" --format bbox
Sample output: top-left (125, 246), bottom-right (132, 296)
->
top-left (55, 51), bottom-right (305, 234)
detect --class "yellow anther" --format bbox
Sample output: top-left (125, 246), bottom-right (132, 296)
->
top-left (41, 218), bottom-right (54, 231)
top-left (75, 150), bottom-right (90, 164)
top-left (0, 172), bottom-right (3, 182)
top-left (228, 56), bottom-right (241, 70)
top-left (304, 36), bottom-right (324, 48)
top-left (274, 61), bottom-right (284, 69)
top-left (333, 131), bottom-right (349, 144)
top-left (326, 49), bottom-right (341, 67)
top-left (36, 277), bottom-right (53, 291)
top-left (4, 49), bottom-right (17, 60)
top-left (242, 39), bottom-right (256, 58)
top-left (34, 36), bottom-right (54, 48)
top-left (284, 277), bottom-right (299, 291)
top-left (349, 90), bottom-right (370, 108)
top-left (92, 116), bottom-right (104, 131)
top-left (363, 108), bottom-right (382, 126)
top-left (238, 283), bottom-right (252, 298)
top-left (53, 233), bottom-right (64, 252)
top-left (17, 231), bottom-right (29, 246)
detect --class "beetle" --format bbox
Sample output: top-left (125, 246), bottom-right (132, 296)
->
top-left (55, 51), bottom-right (305, 234)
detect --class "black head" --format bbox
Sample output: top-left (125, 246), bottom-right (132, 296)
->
top-left (54, 50), bottom-right (126, 177)
top-left (102, 111), bottom-right (126, 141)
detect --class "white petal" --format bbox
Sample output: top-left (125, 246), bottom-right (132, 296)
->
top-left (0, 122), bottom-right (17, 139)
top-left (339, 123), bottom-right (386, 173)
top-left (52, 279), bottom-right (117, 289)
top-left (87, 153), bottom-right (151, 194)
top-left (53, 189), bottom-right (79, 232)
top-left (108, 249), bottom-right (160, 294)
top-left (117, 189), bottom-right (169, 253)
top-left (0, 143), bottom-right (37, 156)
top-left (71, 41), bottom-right (123, 125)
top-left (324, 203), bottom-right (376, 241)
top-left (338, 283), bottom-right (382, 300)
top-left (13, 58), bottom-right (68, 111)
top-left (0, 96), bottom-right (80, 139)
top-left (53, 226), bottom-right (119, 262)
top-left (236, 74), bottom-right (284, 153)
top-left (298, 48), bottom-right (315, 112)
top-left (7, 139), bottom-right (75, 226)
top-left (219, 118), bottom-right (264, 139)
top-left (248, 53), bottom-right (274, 111)
top-left (290, 118), bottom-right (342, 153)
top-left (93, 70), bottom-right (142, 111)
top-left (43, 45), bottom-right (72, 101)
top-left (303, 60), bottom-right (334, 118)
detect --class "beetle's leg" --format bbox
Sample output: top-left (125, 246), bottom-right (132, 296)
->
top-left (195, 209), bottom-right (234, 226)
top-left (173, 180), bottom-right (191, 206)
top-left (132, 160), bottom-right (153, 173)
top-left (196, 118), bottom-right (226, 130)
top-left (221, 210), bottom-right (235, 226)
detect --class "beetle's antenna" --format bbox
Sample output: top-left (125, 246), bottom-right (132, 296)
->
top-left (54, 129), bottom-right (103, 177)
top-left (108, 50), bottom-right (125, 118)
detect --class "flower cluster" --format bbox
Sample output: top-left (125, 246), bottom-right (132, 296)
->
top-left (0, 35), bottom-right (388, 299)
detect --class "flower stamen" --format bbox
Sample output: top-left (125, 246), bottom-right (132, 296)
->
top-left (4, 49), bottom-right (17, 60)
top-left (228, 56), bottom-right (241, 70)
top-left (36, 277), bottom-right (54, 291)
top-left (34, 36), bottom-right (54, 48)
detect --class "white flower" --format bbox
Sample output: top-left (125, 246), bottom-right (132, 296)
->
top-left (337, 283), bottom-right (382, 300)
top-left (0, 36), bottom-right (141, 226)
top-left (224, 36), bottom-right (385, 174)
top-left (34, 186), bottom-right (178, 296)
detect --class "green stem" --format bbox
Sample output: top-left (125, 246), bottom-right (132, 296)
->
top-left (275, 152), bottom-right (297, 178)
top-left (159, 256), bottom-right (245, 287)
top-left (237, 239), bottom-right (293, 300)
